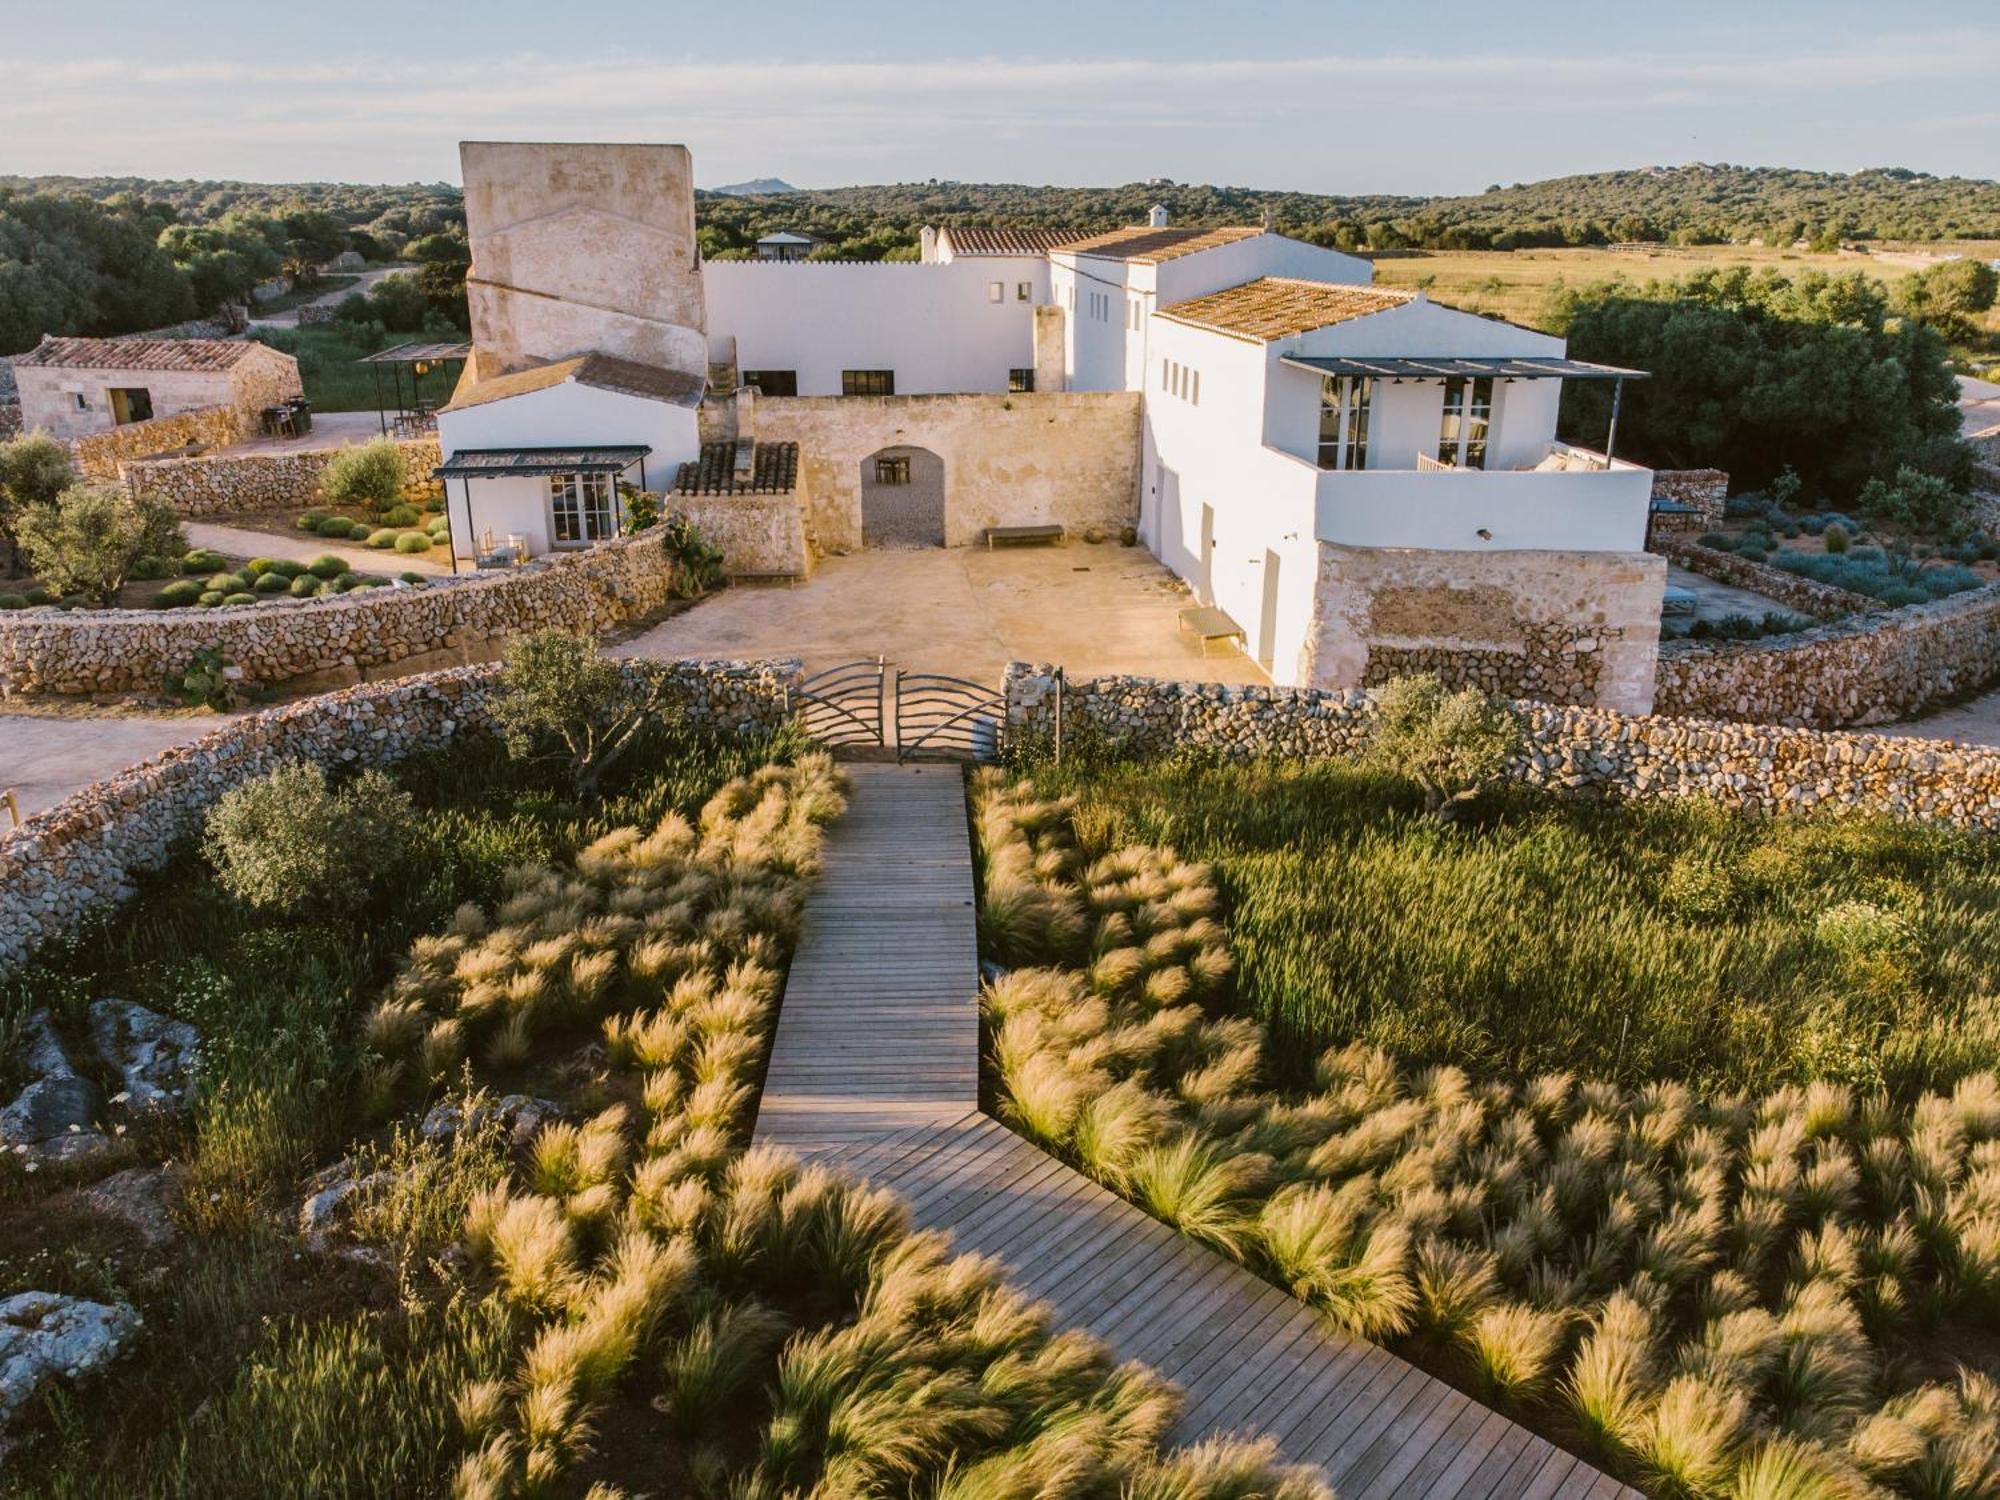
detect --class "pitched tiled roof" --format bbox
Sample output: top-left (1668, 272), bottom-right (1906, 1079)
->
top-left (673, 440), bottom-right (799, 495)
top-left (939, 226), bottom-right (1081, 257)
top-left (1051, 225), bottom-right (1264, 264)
top-left (442, 353), bottom-right (706, 413)
top-left (15, 336), bottom-right (275, 372)
top-left (1157, 279), bottom-right (1418, 342)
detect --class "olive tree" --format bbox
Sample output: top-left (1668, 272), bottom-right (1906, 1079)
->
top-left (490, 630), bottom-right (673, 793)
top-left (203, 761), bottom-right (412, 913)
top-left (0, 430), bottom-right (76, 574)
top-left (1363, 672), bottom-right (1523, 821)
top-left (320, 437), bottom-right (405, 512)
top-left (14, 483), bottom-right (184, 604)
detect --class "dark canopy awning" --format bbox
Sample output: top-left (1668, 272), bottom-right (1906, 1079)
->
top-left (1278, 355), bottom-right (1649, 381)
top-left (360, 341), bottom-right (474, 365)
top-left (434, 445), bottom-right (651, 480)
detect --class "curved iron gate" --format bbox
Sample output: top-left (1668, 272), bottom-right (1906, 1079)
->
top-left (792, 658), bottom-right (887, 749)
top-left (896, 670), bottom-right (1004, 763)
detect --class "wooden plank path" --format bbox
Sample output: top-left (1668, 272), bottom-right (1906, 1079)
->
top-left (755, 763), bottom-right (1635, 1499)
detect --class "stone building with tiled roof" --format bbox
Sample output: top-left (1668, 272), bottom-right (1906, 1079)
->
top-left (13, 335), bottom-right (301, 441)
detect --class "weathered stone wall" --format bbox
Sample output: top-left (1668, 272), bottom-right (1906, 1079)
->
top-left (752, 391), bottom-right (1141, 552)
top-left (1654, 582), bottom-right (2000, 727)
top-left (1301, 542), bottom-right (1666, 715)
top-left (72, 405), bottom-right (245, 481)
top-left (0, 527), bottom-right (684, 697)
top-left (0, 657), bottom-right (801, 973)
top-left (1651, 468), bottom-right (1729, 523)
top-left (1651, 534), bottom-right (1877, 620)
top-left (122, 437), bottom-right (442, 517)
top-left (0, 401), bottom-right (19, 440)
top-left (1004, 663), bottom-right (2000, 831)
top-left (671, 493), bottom-right (812, 578)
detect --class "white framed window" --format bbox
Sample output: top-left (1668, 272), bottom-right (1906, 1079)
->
top-left (1317, 376), bottom-right (1374, 471)
top-left (988, 281), bottom-right (1004, 303)
top-left (1438, 377), bottom-right (1493, 469)
top-left (549, 471), bottom-right (616, 546)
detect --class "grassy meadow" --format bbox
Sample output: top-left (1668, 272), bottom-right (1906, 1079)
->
top-left (1025, 755), bottom-right (2000, 1099)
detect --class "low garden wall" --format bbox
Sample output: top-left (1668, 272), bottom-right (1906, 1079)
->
top-left (73, 405), bottom-right (246, 481)
top-left (0, 657), bottom-right (802, 974)
top-left (672, 492), bottom-right (811, 578)
top-left (0, 528), bottom-right (683, 697)
top-left (120, 436), bottom-right (442, 516)
top-left (1649, 468), bottom-right (1729, 527)
top-left (1651, 534), bottom-right (1878, 620)
top-left (1654, 582), bottom-right (2000, 726)
top-left (1003, 664), bottom-right (2000, 831)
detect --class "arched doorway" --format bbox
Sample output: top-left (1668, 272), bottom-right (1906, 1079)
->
top-left (860, 446), bottom-right (946, 548)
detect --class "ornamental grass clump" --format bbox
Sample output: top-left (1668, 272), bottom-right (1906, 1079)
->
top-left (971, 772), bottom-right (2000, 1497)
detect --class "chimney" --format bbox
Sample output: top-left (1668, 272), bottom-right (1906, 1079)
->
top-left (920, 225), bottom-right (939, 262)
top-left (1148, 204), bottom-right (1169, 228)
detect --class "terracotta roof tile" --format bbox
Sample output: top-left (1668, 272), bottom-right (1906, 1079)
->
top-left (939, 226), bottom-right (1082, 257)
top-left (442, 353), bottom-right (705, 413)
top-left (1051, 225), bottom-right (1264, 264)
top-left (15, 336), bottom-right (276, 372)
top-left (673, 440), bottom-right (799, 495)
top-left (1156, 278), bottom-right (1417, 342)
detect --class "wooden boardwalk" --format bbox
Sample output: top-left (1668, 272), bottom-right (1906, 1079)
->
top-left (755, 764), bottom-right (1635, 1499)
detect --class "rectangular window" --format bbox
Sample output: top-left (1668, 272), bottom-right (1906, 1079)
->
top-left (1318, 376), bottom-right (1374, 471)
top-left (1016, 281), bottom-right (1031, 301)
top-left (109, 387), bottom-right (154, 424)
top-left (1437, 377), bottom-right (1493, 469)
top-left (1190, 371), bottom-right (1199, 406)
top-left (1009, 368), bottom-right (1035, 393)
top-left (874, 455), bottom-right (912, 485)
top-left (988, 281), bottom-right (1004, 303)
top-left (741, 369), bottom-right (797, 397)
top-left (842, 369), bottom-right (895, 397)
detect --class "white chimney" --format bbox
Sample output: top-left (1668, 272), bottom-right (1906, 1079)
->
top-left (1148, 204), bottom-right (1169, 228)
top-left (919, 225), bottom-right (939, 262)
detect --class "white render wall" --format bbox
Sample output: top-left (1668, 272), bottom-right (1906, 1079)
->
top-left (702, 260), bottom-right (1046, 396)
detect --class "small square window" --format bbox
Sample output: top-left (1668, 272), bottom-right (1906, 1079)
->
top-left (1016, 282), bottom-right (1031, 301)
top-left (988, 281), bottom-right (1004, 303)
top-left (1009, 368), bottom-right (1035, 393)
top-left (874, 455), bottom-right (912, 485)
top-left (842, 369), bottom-right (895, 397)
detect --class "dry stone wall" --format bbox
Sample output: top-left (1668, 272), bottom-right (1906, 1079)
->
top-left (0, 658), bottom-right (801, 974)
top-left (122, 436), bottom-right (441, 516)
top-left (1004, 664), bottom-right (2000, 831)
top-left (73, 406), bottom-right (244, 481)
top-left (1650, 469), bottom-right (1729, 524)
top-left (1652, 534), bottom-right (1877, 620)
top-left (0, 527), bottom-right (683, 697)
top-left (671, 493), bottom-right (811, 578)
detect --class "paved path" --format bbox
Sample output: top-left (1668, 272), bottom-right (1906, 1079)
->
top-left (0, 711), bottom-right (225, 820)
top-left (754, 763), bottom-right (1630, 1497)
top-left (184, 521), bottom-right (452, 577)
top-left (1961, 374), bottom-right (2000, 437)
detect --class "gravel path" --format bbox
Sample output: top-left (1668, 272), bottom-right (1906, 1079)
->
top-left (183, 521), bottom-right (453, 577)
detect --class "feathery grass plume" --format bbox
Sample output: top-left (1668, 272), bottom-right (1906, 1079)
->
top-left (658, 1295), bottom-right (791, 1436)
top-left (455, 1378), bottom-right (510, 1443)
top-left (1176, 1041), bottom-right (1261, 1110)
top-left (486, 1010), bottom-right (535, 1070)
top-left (1771, 1280), bottom-right (1875, 1439)
top-left (1129, 1135), bottom-right (1264, 1258)
top-left (1676, 1307), bottom-right (1782, 1393)
top-left (1414, 1238), bottom-right (1500, 1343)
top-left (682, 1076), bottom-right (752, 1132)
top-left (483, 1192), bottom-right (583, 1312)
top-left (1848, 1371), bottom-right (2000, 1495)
top-left (692, 1030), bottom-right (761, 1086)
top-left (1731, 1436), bottom-right (1867, 1500)
top-left (1798, 1143), bottom-right (1862, 1224)
top-left (1001, 1051), bottom-right (1099, 1148)
top-left (1955, 1074), bottom-right (2000, 1141)
top-left (563, 1231), bottom-right (698, 1398)
top-left (364, 996), bottom-right (430, 1057)
top-left (1121, 1435), bottom-right (1331, 1500)
top-left (1633, 1196), bottom-right (1725, 1290)
top-left (1464, 1300), bottom-right (1567, 1404)
top-left (1072, 1080), bottom-right (1176, 1187)
top-left (423, 1017), bottom-right (469, 1082)
top-left (1256, 1183), bottom-right (1414, 1339)
top-left (451, 1433), bottom-right (518, 1500)
top-left (603, 1008), bottom-right (687, 1072)
top-left (628, 1159), bottom-right (710, 1238)
top-left (1565, 1290), bottom-right (1657, 1458)
top-left (1635, 1374), bottom-right (1746, 1496)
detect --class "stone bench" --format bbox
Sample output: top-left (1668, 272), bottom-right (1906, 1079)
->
top-left (986, 523), bottom-right (1065, 549)
top-left (1177, 604), bottom-right (1245, 654)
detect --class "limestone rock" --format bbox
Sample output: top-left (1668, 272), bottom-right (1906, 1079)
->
top-left (88, 1000), bottom-right (200, 1114)
top-left (0, 1291), bottom-right (139, 1432)
top-left (74, 1165), bottom-right (183, 1249)
top-left (299, 1159), bottom-right (393, 1252)
top-left (0, 1011), bottom-right (107, 1162)
top-left (419, 1093), bottom-right (567, 1150)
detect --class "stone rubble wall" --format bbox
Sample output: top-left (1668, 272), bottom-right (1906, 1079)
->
top-left (121, 436), bottom-right (441, 517)
top-left (0, 527), bottom-right (685, 697)
top-left (1651, 534), bottom-right (1878, 620)
top-left (1650, 469), bottom-right (1729, 525)
top-left (0, 400), bottom-right (20, 440)
top-left (72, 405), bottom-right (246, 481)
top-left (1003, 663), bottom-right (2000, 831)
top-left (0, 658), bottom-right (802, 974)
top-left (1653, 581), bottom-right (2000, 727)
top-left (671, 492), bottom-right (812, 578)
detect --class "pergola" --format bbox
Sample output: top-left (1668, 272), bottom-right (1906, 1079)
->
top-left (360, 341), bottom-right (472, 437)
top-left (1278, 354), bottom-right (1650, 464)
top-left (431, 445), bottom-right (652, 574)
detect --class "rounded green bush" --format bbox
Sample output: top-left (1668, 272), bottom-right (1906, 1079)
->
top-left (1825, 525), bottom-right (1851, 555)
top-left (197, 590), bottom-right (227, 607)
top-left (350, 578), bottom-right (387, 591)
top-left (329, 573), bottom-right (365, 593)
top-left (381, 504), bottom-right (419, 527)
top-left (156, 580), bottom-right (204, 608)
top-left (295, 512), bottom-right (324, 531)
top-left (128, 554), bottom-right (173, 581)
top-left (366, 528), bottom-right (399, 549)
top-left (204, 571), bottom-right (246, 592)
top-left (22, 586), bottom-right (52, 606)
top-left (397, 571), bottom-right (428, 585)
top-left (0, 594), bottom-right (27, 610)
top-left (183, 548), bottom-right (227, 573)
top-left (222, 592), bottom-right (257, 606)
top-left (253, 572), bottom-right (291, 594)
top-left (393, 531), bottom-right (431, 554)
top-left (344, 522), bottom-right (370, 541)
top-left (315, 515), bottom-right (355, 538)
top-left (308, 555), bottom-right (352, 580)
top-left (289, 574), bottom-right (322, 598)
top-left (245, 557), bottom-right (289, 577)
top-left (267, 559), bottom-right (306, 579)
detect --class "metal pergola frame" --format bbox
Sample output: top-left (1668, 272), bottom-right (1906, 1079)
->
top-left (431, 445), bottom-right (652, 575)
top-left (360, 341), bottom-right (473, 436)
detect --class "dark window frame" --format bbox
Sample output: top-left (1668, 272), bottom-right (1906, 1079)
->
top-left (741, 369), bottom-right (798, 397)
top-left (874, 455), bottom-right (912, 485)
top-left (842, 369), bottom-right (896, 397)
top-left (1009, 368), bottom-right (1035, 393)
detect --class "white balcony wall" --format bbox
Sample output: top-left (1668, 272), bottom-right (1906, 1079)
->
top-left (702, 259), bottom-right (1044, 395)
top-left (1314, 463), bottom-right (1654, 552)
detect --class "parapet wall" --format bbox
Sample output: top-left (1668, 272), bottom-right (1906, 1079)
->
top-left (120, 436), bottom-right (442, 516)
top-left (0, 527), bottom-right (683, 697)
top-left (73, 405), bottom-right (245, 481)
top-left (0, 658), bottom-right (801, 974)
top-left (1003, 664), bottom-right (2000, 831)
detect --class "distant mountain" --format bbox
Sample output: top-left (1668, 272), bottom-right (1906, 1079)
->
top-left (710, 178), bottom-right (798, 197)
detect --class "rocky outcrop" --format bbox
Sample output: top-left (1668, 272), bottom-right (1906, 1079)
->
top-left (74, 1166), bottom-right (182, 1248)
top-left (419, 1092), bottom-right (566, 1149)
top-left (88, 1000), bottom-right (200, 1114)
top-left (0, 1013), bottom-right (107, 1163)
top-left (0, 1292), bottom-right (139, 1434)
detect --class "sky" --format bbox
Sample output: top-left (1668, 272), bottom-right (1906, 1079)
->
top-left (3, 0), bottom-right (1997, 194)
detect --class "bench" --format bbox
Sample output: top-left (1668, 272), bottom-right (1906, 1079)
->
top-left (986, 523), bottom-right (1065, 549)
top-left (1178, 604), bottom-right (1246, 655)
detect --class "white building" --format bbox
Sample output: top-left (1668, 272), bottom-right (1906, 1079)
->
top-left (434, 141), bottom-right (1664, 711)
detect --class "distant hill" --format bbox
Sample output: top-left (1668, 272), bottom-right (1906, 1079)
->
top-left (710, 178), bottom-right (798, 197)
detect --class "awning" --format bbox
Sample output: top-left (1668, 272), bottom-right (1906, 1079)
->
top-left (1279, 355), bottom-right (1649, 381)
top-left (434, 445), bottom-right (651, 479)
top-left (360, 341), bottom-right (474, 365)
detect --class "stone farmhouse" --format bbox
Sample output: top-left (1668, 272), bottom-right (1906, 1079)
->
top-left (435, 141), bottom-right (1665, 711)
top-left (13, 336), bottom-right (302, 441)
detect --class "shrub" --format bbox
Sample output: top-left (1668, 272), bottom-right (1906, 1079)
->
top-left (1858, 465), bottom-right (1969, 537)
top-left (623, 489), bottom-right (661, 533)
top-left (1824, 524), bottom-right (1851, 554)
top-left (203, 761), bottom-right (414, 913)
top-left (316, 515), bottom-right (357, 538)
top-left (381, 504), bottom-right (419, 527)
top-left (197, 590), bottom-right (226, 607)
top-left (397, 571), bottom-right (428, 585)
top-left (320, 437), bottom-right (404, 511)
top-left (492, 631), bottom-right (675, 794)
top-left (308, 554), bottom-right (352, 579)
top-left (288, 574), bottom-right (322, 598)
top-left (0, 593), bottom-right (27, 610)
top-left (222, 591), bottom-right (257, 606)
top-left (1364, 673), bottom-right (1522, 821)
top-left (183, 547), bottom-right (227, 572)
top-left (155, 579), bottom-right (204, 608)
top-left (268, 558), bottom-right (306, 579)
top-left (294, 512), bottom-right (324, 530)
top-left (346, 522), bottom-right (372, 541)
top-left (252, 572), bottom-right (291, 594)
top-left (244, 557), bottom-right (285, 577)
top-left (1697, 532), bottom-right (1733, 550)
top-left (165, 645), bottom-right (239, 710)
top-left (128, 553), bottom-right (174, 581)
top-left (15, 485), bottom-right (186, 606)
top-left (366, 528), bottom-right (399, 549)
top-left (660, 517), bottom-right (725, 598)
top-left (394, 531), bottom-right (431, 554)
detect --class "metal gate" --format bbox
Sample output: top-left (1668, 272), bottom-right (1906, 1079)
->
top-left (792, 658), bottom-right (887, 750)
top-left (895, 670), bottom-right (1005, 763)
